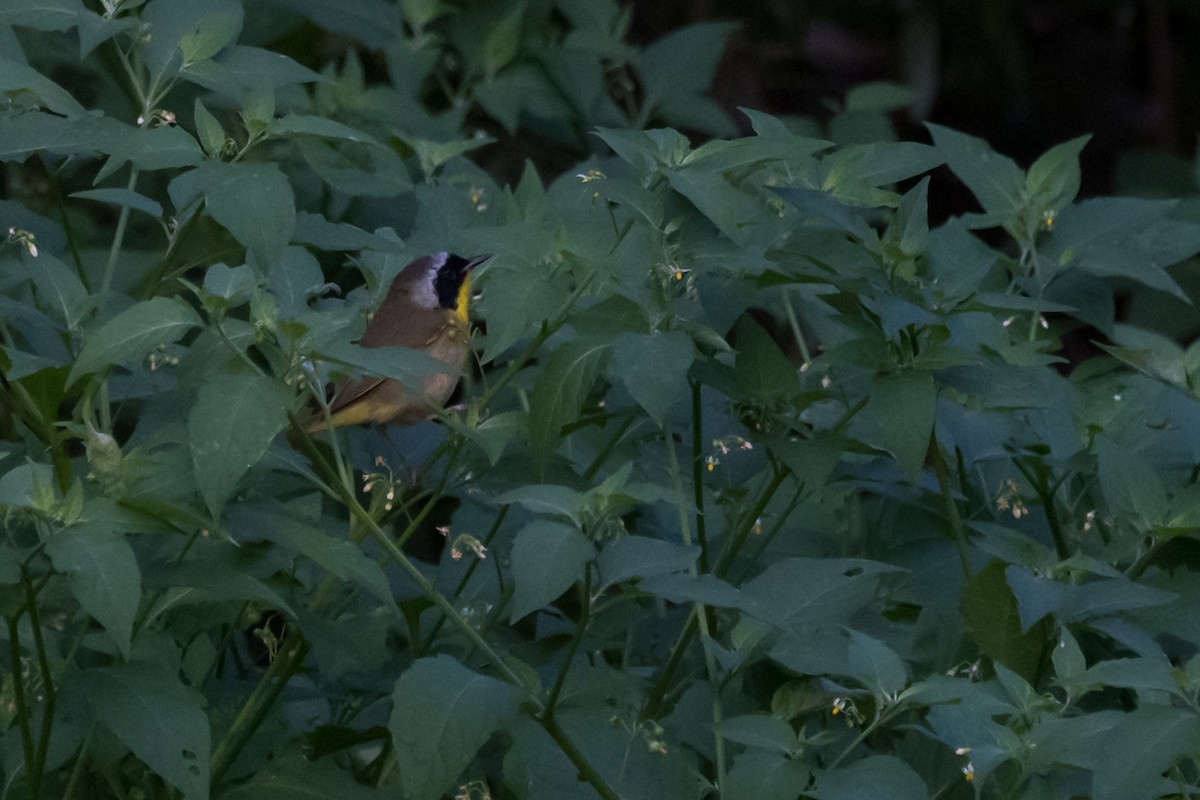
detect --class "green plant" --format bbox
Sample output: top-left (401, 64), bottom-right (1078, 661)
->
top-left (5, 2), bottom-right (1200, 800)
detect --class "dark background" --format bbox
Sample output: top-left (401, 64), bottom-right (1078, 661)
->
top-left (629, 0), bottom-right (1200, 198)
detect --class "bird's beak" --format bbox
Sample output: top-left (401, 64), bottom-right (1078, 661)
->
top-left (464, 253), bottom-right (492, 272)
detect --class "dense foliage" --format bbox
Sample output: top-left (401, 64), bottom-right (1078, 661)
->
top-left (4, 1), bottom-right (1200, 799)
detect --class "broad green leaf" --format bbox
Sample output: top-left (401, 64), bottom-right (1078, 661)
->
top-left (927, 122), bottom-right (1025, 227)
top-left (1006, 567), bottom-right (1175, 628)
top-left (82, 664), bottom-right (210, 800)
top-left (819, 141), bottom-right (943, 193)
top-left (961, 560), bottom-right (1052, 682)
top-left (179, 161), bottom-right (296, 269)
top-left (183, 45), bottom-right (324, 95)
top-left (494, 485), bottom-right (584, 521)
top-left (0, 0), bottom-right (83, 31)
top-left (179, 5), bottom-right (241, 65)
top-left (25, 252), bottom-right (88, 329)
top-left (0, 55), bottom-right (86, 117)
top-left (140, 0), bottom-right (243, 77)
top-left (69, 296), bottom-right (202, 385)
top-left (528, 341), bottom-right (610, 468)
top-left (388, 656), bottom-right (522, 800)
top-left (0, 462), bottom-right (59, 512)
top-left (509, 520), bottom-right (595, 621)
top-left (1093, 706), bottom-right (1200, 800)
top-left (718, 715), bottom-right (797, 754)
top-left (1025, 134), bottom-right (1090, 212)
top-left (267, 114), bottom-right (379, 144)
top-left (597, 536), bottom-right (699, 588)
top-left (1096, 434), bottom-right (1169, 523)
top-left (71, 188), bottom-right (163, 219)
top-left (45, 524), bottom-right (140, 658)
top-left (610, 331), bottom-right (694, 422)
top-left (227, 503), bottom-right (397, 613)
top-left (640, 573), bottom-right (751, 610)
top-left (846, 630), bottom-right (907, 695)
top-left (886, 175), bottom-right (930, 257)
top-left (811, 755), bottom-right (928, 800)
top-left (0, 111), bottom-right (120, 161)
top-left (732, 316), bottom-right (799, 402)
top-left (220, 754), bottom-right (383, 800)
top-left (855, 370), bottom-right (936, 480)
top-left (188, 374), bottom-right (292, 517)
top-left (1043, 197), bottom-right (1191, 299)
top-left (743, 558), bottom-right (902, 630)
top-left (107, 124), bottom-right (206, 171)
top-left (725, 752), bottom-right (810, 800)
top-left (637, 21), bottom-right (735, 114)
top-left (192, 97), bottom-right (225, 157)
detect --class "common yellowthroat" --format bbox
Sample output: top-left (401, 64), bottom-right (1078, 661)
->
top-left (306, 252), bottom-right (489, 431)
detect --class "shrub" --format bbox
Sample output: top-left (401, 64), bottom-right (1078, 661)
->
top-left (4, 2), bottom-right (1200, 800)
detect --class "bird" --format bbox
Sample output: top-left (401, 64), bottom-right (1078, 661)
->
top-left (305, 252), bottom-right (489, 431)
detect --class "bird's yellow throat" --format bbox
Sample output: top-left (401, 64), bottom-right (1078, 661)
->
top-left (454, 274), bottom-right (471, 326)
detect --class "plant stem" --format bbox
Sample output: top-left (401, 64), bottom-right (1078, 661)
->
top-left (690, 381), bottom-right (709, 573)
top-left (543, 570), bottom-right (592, 718)
top-left (664, 423), bottom-right (727, 792)
top-left (643, 466), bottom-right (791, 720)
top-left (931, 440), bottom-right (973, 578)
top-left (209, 636), bottom-right (310, 787)
top-left (100, 166), bottom-right (140, 297)
top-left (419, 505), bottom-right (509, 653)
top-left (6, 616), bottom-right (37, 799)
top-left (22, 570), bottom-right (56, 798)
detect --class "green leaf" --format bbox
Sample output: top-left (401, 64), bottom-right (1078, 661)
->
top-left (854, 370), bottom-right (936, 480)
top-left (596, 536), bottom-right (699, 588)
top-left (178, 161), bottom-right (296, 269)
top-left (846, 630), bottom-right (907, 695)
top-left (528, 341), bottom-right (610, 468)
top-left (71, 188), bottom-right (163, 219)
top-left (388, 655), bottom-right (522, 800)
top-left (227, 503), bottom-right (397, 613)
top-left (637, 21), bottom-right (736, 107)
top-left (267, 114), bottom-right (378, 144)
top-left (1096, 434), bottom-right (1169, 523)
top-left (188, 374), bottom-right (292, 517)
top-left (192, 97), bottom-right (225, 157)
top-left (82, 664), bottom-right (210, 800)
top-left (25, 252), bottom-right (88, 329)
top-left (742, 558), bottom-right (902, 629)
top-left (732, 316), bottom-right (799, 402)
top-left (639, 573), bottom-right (751, 610)
top-left (45, 524), bottom-right (141, 658)
top-left (69, 297), bottom-right (202, 385)
top-left (927, 122), bottom-right (1025, 227)
top-left (885, 175), bottom-right (930, 257)
top-left (1025, 134), bottom-right (1090, 212)
top-left (0, 0), bottom-right (84, 32)
top-left (1093, 706), bottom-right (1200, 800)
top-left (509, 520), bottom-right (595, 621)
top-left (961, 559), bottom-right (1052, 683)
top-left (179, 5), bottom-right (242, 65)
top-left (718, 715), bottom-right (797, 754)
top-left (0, 55), bottom-right (87, 117)
top-left (140, 0), bottom-right (243, 77)
top-left (183, 45), bottom-right (324, 96)
top-left (220, 754), bottom-right (383, 800)
top-left (609, 331), bottom-right (694, 422)
top-left (811, 755), bottom-right (928, 800)
top-left (725, 752), bottom-right (810, 800)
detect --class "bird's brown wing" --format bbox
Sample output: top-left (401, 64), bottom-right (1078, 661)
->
top-left (326, 309), bottom-right (450, 414)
